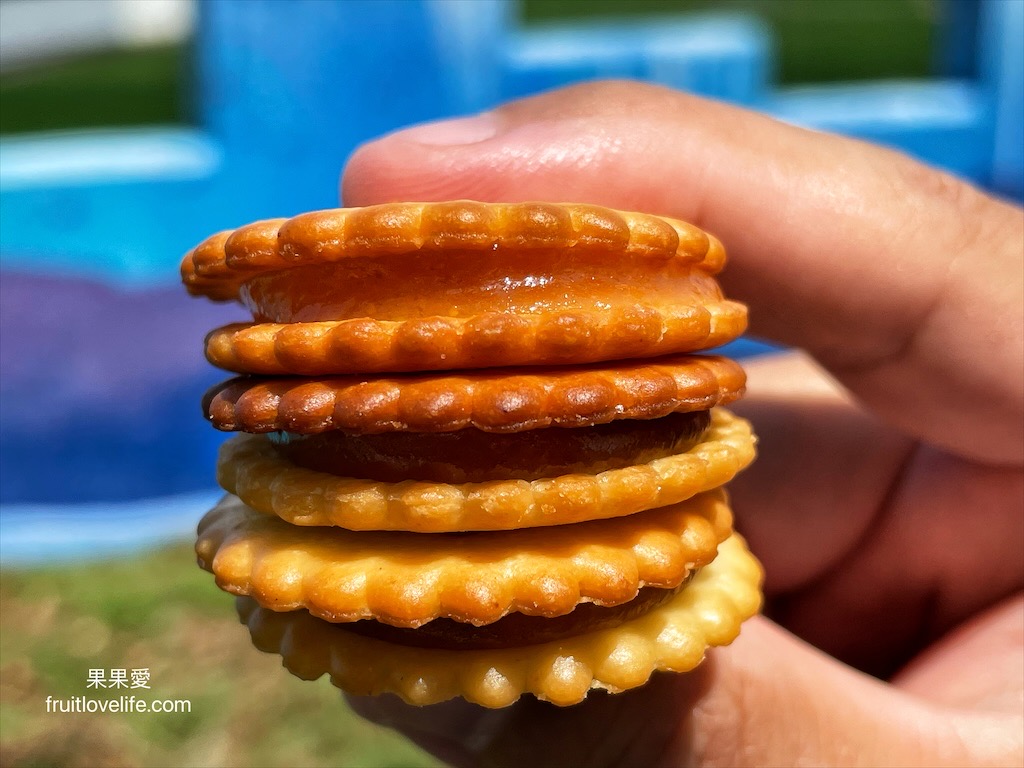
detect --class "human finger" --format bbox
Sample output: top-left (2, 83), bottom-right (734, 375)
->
top-left (726, 351), bottom-right (912, 596)
top-left (342, 81), bottom-right (1024, 465)
top-left (728, 352), bottom-right (1022, 674)
top-left (347, 615), bottom-right (1022, 768)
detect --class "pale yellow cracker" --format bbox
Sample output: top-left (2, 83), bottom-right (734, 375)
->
top-left (196, 490), bottom-right (732, 628)
top-left (236, 533), bottom-right (763, 708)
top-left (217, 408), bottom-right (755, 532)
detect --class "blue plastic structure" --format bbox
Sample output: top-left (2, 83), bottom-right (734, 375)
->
top-left (3, 0), bottom-right (1021, 287)
top-left (1, 0), bottom-right (1021, 562)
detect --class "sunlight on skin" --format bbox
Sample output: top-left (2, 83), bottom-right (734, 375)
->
top-left (341, 82), bottom-right (1023, 767)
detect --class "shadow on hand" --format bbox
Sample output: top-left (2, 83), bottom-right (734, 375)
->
top-left (347, 662), bottom-right (716, 768)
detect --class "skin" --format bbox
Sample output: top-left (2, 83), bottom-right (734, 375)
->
top-left (339, 82), bottom-right (1024, 768)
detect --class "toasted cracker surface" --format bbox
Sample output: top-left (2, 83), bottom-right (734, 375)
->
top-left (216, 408), bottom-right (755, 532)
top-left (204, 354), bottom-right (745, 434)
top-left (182, 202), bottom-right (727, 301)
top-left (235, 533), bottom-right (762, 707)
top-left (196, 490), bottom-right (732, 627)
top-left (203, 301), bottom-right (747, 375)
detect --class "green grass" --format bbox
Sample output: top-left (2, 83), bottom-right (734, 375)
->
top-left (0, 544), bottom-right (441, 768)
top-left (0, 2), bottom-right (937, 136)
top-left (521, 0), bottom-right (937, 84)
top-left (0, 44), bottom-right (186, 135)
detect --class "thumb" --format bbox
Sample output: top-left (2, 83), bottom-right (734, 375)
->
top-left (342, 81), bottom-right (1023, 465)
top-left (347, 616), bottom-right (1011, 768)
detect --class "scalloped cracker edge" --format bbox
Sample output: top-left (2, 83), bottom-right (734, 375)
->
top-left (204, 301), bottom-right (748, 375)
top-left (182, 201), bottom-right (728, 301)
top-left (217, 408), bottom-right (756, 532)
top-left (236, 533), bottom-right (762, 707)
top-left (204, 354), bottom-right (745, 434)
top-left (196, 490), bottom-right (733, 627)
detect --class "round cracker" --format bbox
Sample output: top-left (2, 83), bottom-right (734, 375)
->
top-left (216, 408), bottom-right (755, 532)
top-left (196, 490), bottom-right (732, 627)
top-left (235, 533), bottom-right (762, 708)
top-left (203, 301), bottom-right (747, 375)
top-left (181, 202), bottom-right (727, 302)
top-left (204, 354), bottom-right (745, 434)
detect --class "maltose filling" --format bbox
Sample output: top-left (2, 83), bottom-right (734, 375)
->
top-left (342, 579), bottom-right (694, 650)
top-left (269, 410), bottom-right (711, 482)
top-left (240, 251), bottom-right (726, 323)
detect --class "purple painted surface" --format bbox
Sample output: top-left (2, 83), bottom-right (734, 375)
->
top-left (0, 270), bottom-right (780, 506)
top-left (0, 270), bottom-right (244, 503)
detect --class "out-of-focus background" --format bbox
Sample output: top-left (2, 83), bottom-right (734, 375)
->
top-left (1, 1), bottom-right (1021, 766)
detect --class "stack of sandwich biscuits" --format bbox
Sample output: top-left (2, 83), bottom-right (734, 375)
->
top-left (183, 201), bottom-right (762, 708)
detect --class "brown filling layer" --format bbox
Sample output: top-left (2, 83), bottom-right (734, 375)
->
top-left (269, 410), bottom-right (710, 482)
top-left (239, 250), bottom-right (725, 323)
top-left (341, 581), bottom-right (691, 650)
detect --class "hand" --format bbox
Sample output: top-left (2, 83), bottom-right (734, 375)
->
top-left (340, 81), bottom-right (1023, 768)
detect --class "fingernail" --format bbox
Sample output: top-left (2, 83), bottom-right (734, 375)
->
top-left (394, 113), bottom-right (499, 146)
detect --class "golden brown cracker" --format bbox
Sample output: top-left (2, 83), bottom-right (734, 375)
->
top-left (181, 202), bottom-right (727, 301)
top-left (196, 490), bottom-right (732, 627)
top-left (235, 533), bottom-right (763, 708)
top-left (204, 354), bottom-right (745, 434)
top-left (202, 301), bottom-right (747, 375)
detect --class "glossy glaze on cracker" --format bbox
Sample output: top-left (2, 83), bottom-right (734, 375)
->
top-left (216, 408), bottom-right (756, 531)
top-left (204, 354), bottom-right (745, 434)
top-left (203, 301), bottom-right (747, 375)
top-left (182, 202), bottom-right (728, 301)
top-left (269, 410), bottom-right (710, 483)
top-left (196, 491), bottom-right (732, 627)
top-left (239, 250), bottom-right (725, 323)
